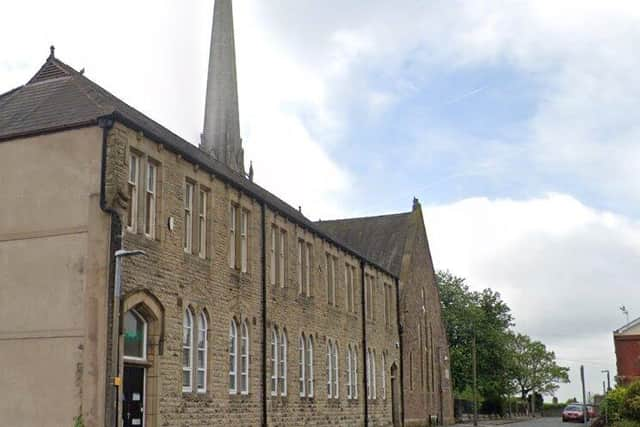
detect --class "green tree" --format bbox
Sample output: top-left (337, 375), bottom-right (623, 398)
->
top-left (437, 271), bottom-right (514, 406)
top-left (507, 333), bottom-right (570, 400)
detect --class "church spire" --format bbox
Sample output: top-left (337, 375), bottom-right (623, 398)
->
top-left (201, 0), bottom-right (244, 174)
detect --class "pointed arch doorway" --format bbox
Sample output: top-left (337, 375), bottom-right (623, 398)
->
top-left (391, 362), bottom-right (401, 427)
top-left (123, 309), bottom-right (147, 427)
top-left (120, 291), bottom-right (164, 427)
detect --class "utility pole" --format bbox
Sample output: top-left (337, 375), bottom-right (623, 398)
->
top-left (580, 365), bottom-right (587, 424)
top-left (602, 370), bottom-right (611, 426)
top-left (531, 365), bottom-right (537, 418)
top-left (473, 329), bottom-right (478, 427)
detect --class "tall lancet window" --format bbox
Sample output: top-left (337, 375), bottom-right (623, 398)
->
top-left (182, 308), bottom-right (194, 392)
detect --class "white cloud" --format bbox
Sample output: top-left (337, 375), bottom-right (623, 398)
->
top-left (425, 193), bottom-right (640, 400)
top-left (242, 0), bottom-right (640, 207)
top-left (0, 1), bottom-right (354, 220)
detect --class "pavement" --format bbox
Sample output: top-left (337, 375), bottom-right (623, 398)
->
top-left (455, 417), bottom-right (591, 427)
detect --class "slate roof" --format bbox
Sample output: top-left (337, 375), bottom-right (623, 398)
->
top-left (315, 212), bottom-right (412, 276)
top-left (0, 52), bottom-right (398, 278)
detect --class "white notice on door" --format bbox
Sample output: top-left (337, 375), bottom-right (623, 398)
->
top-left (133, 393), bottom-right (141, 401)
top-left (132, 419), bottom-right (141, 426)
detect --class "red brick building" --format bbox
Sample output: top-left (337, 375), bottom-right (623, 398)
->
top-left (614, 317), bottom-right (640, 385)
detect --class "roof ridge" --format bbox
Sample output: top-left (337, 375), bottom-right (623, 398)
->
top-left (317, 211), bottom-right (412, 224)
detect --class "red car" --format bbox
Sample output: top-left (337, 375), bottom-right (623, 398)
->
top-left (562, 404), bottom-right (586, 422)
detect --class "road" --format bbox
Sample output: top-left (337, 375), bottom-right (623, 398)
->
top-left (456, 417), bottom-right (591, 427)
top-left (514, 418), bottom-right (588, 427)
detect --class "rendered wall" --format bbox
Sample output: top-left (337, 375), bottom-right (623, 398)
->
top-left (0, 128), bottom-right (109, 427)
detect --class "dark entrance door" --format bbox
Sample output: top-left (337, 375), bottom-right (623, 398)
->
top-left (391, 363), bottom-right (400, 427)
top-left (123, 365), bottom-right (145, 427)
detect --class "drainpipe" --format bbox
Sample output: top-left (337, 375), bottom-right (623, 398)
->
top-left (361, 261), bottom-right (369, 426)
top-left (395, 277), bottom-right (405, 427)
top-left (261, 201), bottom-right (268, 427)
top-left (98, 116), bottom-right (123, 427)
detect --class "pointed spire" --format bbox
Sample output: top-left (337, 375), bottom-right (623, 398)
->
top-left (201, 0), bottom-right (244, 174)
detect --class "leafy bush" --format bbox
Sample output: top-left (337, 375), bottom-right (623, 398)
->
top-left (602, 386), bottom-right (629, 423)
top-left (73, 415), bottom-right (84, 427)
top-left (622, 381), bottom-right (640, 421)
top-left (612, 420), bottom-right (640, 427)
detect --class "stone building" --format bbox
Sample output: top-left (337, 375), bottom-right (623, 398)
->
top-left (0, 1), bottom-right (453, 426)
top-left (317, 202), bottom-right (454, 425)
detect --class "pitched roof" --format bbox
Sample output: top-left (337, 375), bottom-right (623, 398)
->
top-left (615, 316), bottom-right (640, 335)
top-left (0, 52), bottom-right (398, 278)
top-left (315, 212), bottom-right (412, 276)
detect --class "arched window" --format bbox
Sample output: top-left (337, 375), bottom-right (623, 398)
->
top-left (326, 340), bottom-right (333, 399)
top-left (279, 329), bottom-right (288, 396)
top-left (182, 308), bottom-right (194, 392)
top-left (240, 320), bottom-right (250, 394)
top-left (367, 348), bottom-right (371, 399)
top-left (381, 352), bottom-right (387, 400)
top-left (299, 334), bottom-right (306, 397)
top-left (271, 328), bottom-right (278, 396)
top-left (307, 336), bottom-right (314, 397)
top-left (332, 342), bottom-right (339, 398)
top-left (197, 311), bottom-right (208, 393)
top-left (347, 345), bottom-right (353, 399)
top-left (124, 309), bottom-right (147, 361)
top-left (229, 320), bottom-right (238, 394)
top-left (353, 346), bottom-right (359, 399)
top-left (372, 349), bottom-right (377, 399)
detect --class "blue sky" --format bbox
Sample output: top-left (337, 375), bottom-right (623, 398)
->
top-left (2, 0), bottom-right (639, 402)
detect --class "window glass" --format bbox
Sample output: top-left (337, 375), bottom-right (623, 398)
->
top-left (197, 312), bottom-right (207, 392)
top-left (124, 310), bottom-right (146, 360)
top-left (240, 210), bottom-right (248, 272)
top-left (332, 343), bottom-right (339, 398)
top-left (299, 335), bottom-right (306, 396)
top-left (198, 190), bottom-right (207, 258)
top-left (347, 346), bottom-right (353, 399)
top-left (241, 321), bottom-right (249, 394)
top-left (229, 205), bottom-right (237, 268)
top-left (271, 329), bottom-right (278, 395)
top-left (184, 182), bottom-right (194, 252)
top-left (326, 341), bottom-right (333, 398)
top-left (229, 320), bottom-right (238, 393)
top-left (127, 154), bottom-right (139, 230)
top-left (307, 336), bottom-right (314, 397)
top-left (278, 230), bottom-right (285, 286)
top-left (182, 308), bottom-right (194, 391)
top-left (279, 330), bottom-right (287, 396)
top-left (145, 162), bottom-right (156, 237)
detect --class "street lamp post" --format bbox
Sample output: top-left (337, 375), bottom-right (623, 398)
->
top-left (601, 370), bottom-right (611, 392)
top-left (111, 249), bottom-right (145, 427)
